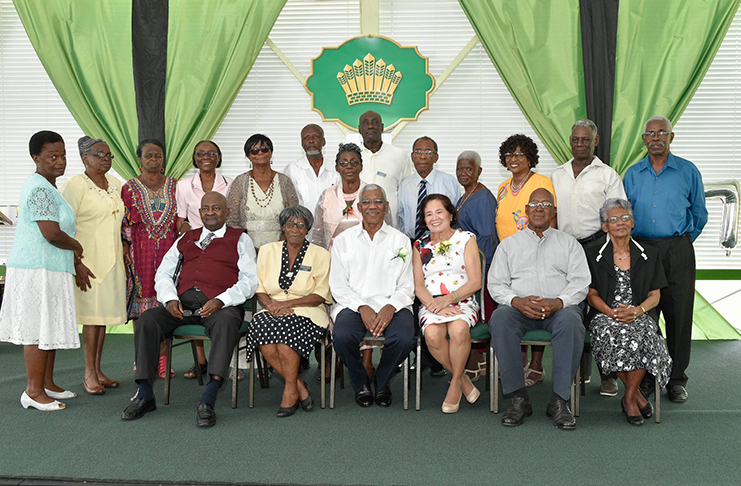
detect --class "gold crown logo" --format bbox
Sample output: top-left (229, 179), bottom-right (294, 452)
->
top-left (337, 53), bottom-right (402, 106)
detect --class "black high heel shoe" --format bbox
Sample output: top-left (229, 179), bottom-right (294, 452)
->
top-left (639, 400), bottom-right (653, 419)
top-left (621, 398), bottom-right (644, 426)
top-left (277, 400), bottom-right (300, 418)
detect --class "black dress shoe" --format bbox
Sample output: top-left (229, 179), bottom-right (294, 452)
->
top-left (375, 385), bottom-right (392, 407)
top-left (501, 396), bottom-right (532, 427)
top-left (639, 378), bottom-right (654, 399)
top-left (277, 400), bottom-right (300, 417)
top-left (196, 402), bottom-right (216, 427)
top-left (546, 397), bottom-right (576, 430)
top-left (122, 397), bottom-right (156, 420)
top-left (666, 385), bottom-right (688, 403)
top-left (639, 400), bottom-right (653, 419)
top-left (355, 381), bottom-right (374, 408)
top-left (621, 398), bottom-right (644, 426)
top-left (300, 393), bottom-right (314, 412)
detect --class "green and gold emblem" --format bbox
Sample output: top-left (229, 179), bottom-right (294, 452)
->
top-left (305, 35), bottom-right (435, 131)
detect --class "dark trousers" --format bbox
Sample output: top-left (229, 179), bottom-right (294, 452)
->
top-left (332, 308), bottom-right (416, 391)
top-left (635, 235), bottom-right (695, 386)
top-left (490, 305), bottom-right (585, 401)
top-left (133, 300), bottom-right (243, 385)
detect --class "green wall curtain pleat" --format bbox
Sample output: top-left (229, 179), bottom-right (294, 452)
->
top-left (163, 0), bottom-right (286, 179)
top-left (610, 0), bottom-right (741, 175)
top-left (458, 0), bottom-right (587, 165)
top-left (13, 0), bottom-right (140, 180)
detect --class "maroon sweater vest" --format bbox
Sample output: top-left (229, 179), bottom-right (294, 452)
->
top-left (176, 226), bottom-right (242, 299)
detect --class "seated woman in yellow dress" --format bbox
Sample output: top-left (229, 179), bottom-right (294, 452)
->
top-left (246, 205), bottom-right (332, 417)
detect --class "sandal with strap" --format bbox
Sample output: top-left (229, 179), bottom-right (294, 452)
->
top-left (524, 364), bottom-right (545, 387)
top-left (158, 355), bottom-right (175, 380)
top-left (184, 362), bottom-right (208, 379)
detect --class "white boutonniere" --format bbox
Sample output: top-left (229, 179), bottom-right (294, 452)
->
top-left (391, 247), bottom-right (408, 262)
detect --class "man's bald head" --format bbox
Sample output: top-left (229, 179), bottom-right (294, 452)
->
top-left (199, 191), bottom-right (229, 231)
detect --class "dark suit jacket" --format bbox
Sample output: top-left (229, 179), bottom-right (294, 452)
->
top-left (585, 238), bottom-right (668, 324)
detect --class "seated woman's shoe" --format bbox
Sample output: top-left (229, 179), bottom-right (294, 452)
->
top-left (184, 362), bottom-right (208, 380)
top-left (639, 400), bottom-right (653, 419)
top-left (442, 393), bottom-right (461, 413)
top-left (621, 398), bottom-right (644, 426)
top-left (21, 391), bottom-right (65, 411)
top-left (300, 393), bottom-right (314, 412)
top-left (99, 379), bottom-right (120, 389)
top-left (83, 379), bottom-right (105, 395)
top-left (463, 374), bottom-right (481, 404)
top-left (44, 388), bottom-right (77, 400)
top-left (277, 400), bottom-right (300, 417)
top-left (524, 364), bottom-right (545, 387)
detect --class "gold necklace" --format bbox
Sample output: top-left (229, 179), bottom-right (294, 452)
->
top-left (457, 182), bottom-right (480, 209)
top-left (249, 175), bottom-right (275, 208)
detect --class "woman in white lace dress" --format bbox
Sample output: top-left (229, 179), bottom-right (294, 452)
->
top-left (0, 131), bottom-right (94, 411)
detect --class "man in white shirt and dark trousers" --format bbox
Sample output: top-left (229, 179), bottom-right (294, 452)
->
top-left (488, 189), bottom-right (590, 430)
top-left (551, 119), bottom-right (626, 396)
top-left (358, 110), bottom-right (412, 228)
top-left (122, 192), bottom-right (258, 427)
top-left (330, 184), bottom-right (416, 408)
top-left (283, 124), bottom-right (339, 217)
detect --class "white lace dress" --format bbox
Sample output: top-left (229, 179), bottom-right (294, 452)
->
top-left (0, 174), bottom-right (80, 350)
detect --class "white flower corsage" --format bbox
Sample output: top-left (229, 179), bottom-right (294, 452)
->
top-left (391, 247), bottom-right (408, 262)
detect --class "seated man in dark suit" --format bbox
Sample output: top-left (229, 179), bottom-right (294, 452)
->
top-left (122, 192), bottom-right (257, 427)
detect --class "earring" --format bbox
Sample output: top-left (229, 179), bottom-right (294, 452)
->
top-left (160, 167), bottom-right (165, 174)
top-left (138, 166), bottom-right (142, 172)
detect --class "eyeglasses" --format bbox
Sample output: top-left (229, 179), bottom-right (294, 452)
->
top-left (642, 130), bottom-right (670, 139)
top-left (195, 151), bottom-right (219, 158)
top-left (359, 198), bottom-right (386, 206)
top-left (412, 150), bottom-right (437, 156)
top-left (526, 202), bottom-right (554, 209)
top-left (504, 152), bottom-right (526, 159)
top-left (181, 309), bottom-right (201, 317)
top-left (89, 152), bottom-right (114, 160)
top-left (606, 214), bottom-right (633, 224)
top-left (283, 221), bottom-right (307, 229)
top-left (249, 147), bottom-right (270, 155)
top-left (337, 160), bottom-right (361, 167)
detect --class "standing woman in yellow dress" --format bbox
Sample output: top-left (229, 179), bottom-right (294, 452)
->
top-left (61, 136), bottom-right (127, 395)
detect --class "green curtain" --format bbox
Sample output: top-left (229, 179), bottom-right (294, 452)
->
top-left (658, 292), bottom-right (741, 340)
top-left (13, 0), bottom-right (140, 180)
top-left (458, 0), bottom-right (587, 165)
top-left (610, 0), bottom-right (741, 175)
top-left (163, 0), bottom-right (286, 179)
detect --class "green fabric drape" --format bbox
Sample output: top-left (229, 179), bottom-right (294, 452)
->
top-left (610, 0), bottom-right (741, 175)
top-left (458, 0), bottom-right (587, 165)
top-left (13, 0), bottom-right (140, 180)
top-left (657, 291), bottom-right (741, 340)
top-left (163, 0), bottom-right (286, 179)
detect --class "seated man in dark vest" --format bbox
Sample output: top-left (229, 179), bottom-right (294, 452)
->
top-left (122, 192), bottom-right (257, 427)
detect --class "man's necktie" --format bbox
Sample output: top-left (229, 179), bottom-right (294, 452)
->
top-left (200, 232), bottom-right (215, 250)
top-left (414, 179), bottom-right (428, 241)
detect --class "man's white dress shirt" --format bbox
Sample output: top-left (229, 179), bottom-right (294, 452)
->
top-left (359, 142), bottom-right (413, 228)
top-left (283, 155), bottom-right (339, 216)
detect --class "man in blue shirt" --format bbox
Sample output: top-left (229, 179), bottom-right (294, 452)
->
top-left (624, 115), bottom-right (708, 404)
top-left (397, 136), bottom-right (460, 240)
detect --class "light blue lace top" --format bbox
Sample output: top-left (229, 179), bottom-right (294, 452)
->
top-left (7, 173), bottom-right (77, 274)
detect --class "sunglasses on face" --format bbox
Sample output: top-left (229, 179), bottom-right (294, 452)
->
top-left (249, 147), bottom-right (270, 155)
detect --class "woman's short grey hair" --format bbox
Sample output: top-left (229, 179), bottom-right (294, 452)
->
top-left (279, 205), bottom-right (314, 231)
top-left (359, 183), bottom-right (387, 201)
top-left (644, 115), bottom-right (672, 133)
top-left (456, 150), bottom-right (481, 168)
top-left (599, 198), bottom-right (633, 223)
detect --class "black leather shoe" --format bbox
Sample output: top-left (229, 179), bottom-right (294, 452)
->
top-left (300, 393), bottom-right (314, 412)
top-left (122, 397), bottom-right (156, 420)
top-left (639, 379), bottom-right (654, 399)
top-left (277, 400), bottom-right (300, 417)
top-left (639, 400), bottom-right (653, 419)
top-left (375, 385), bottom-right (393, 407)
top-left (501, 396), bottom-right (532, 427)
top-left (355, 380), bottom-right (374, 408)
top-left (666, 385), bottom-right (688, 403)
top-left (546, 397), bottom-right (576, 430)
top-left (621, 398), bottom-right (644, 426)
top-left (196, 402), bottom-right (216, 427)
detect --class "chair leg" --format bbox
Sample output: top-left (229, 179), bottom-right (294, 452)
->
top-left (231, 343), bottom-right (239, 409)
top-left (415, 334), bottom-right (421, 411)
top-left (320, 337), bottom-right (326, 409)
top-left (164, 338), bottom-right (173, 406)
top-left (580, 349), bottom-right (589, 396)
top-left (249, 353), bottom-right (256, 408)
top-left (493, 352), bottom-right (499, 413)
top-left (330, 345), bottom-right (336, 409)
top-left (190, 340), bottom-right (204, 386)
top-left (403, 356), bottom-right (409, 410)
top-left (655, 379), bottom-right (661, 423)
top-left (489, 341), bottom-right (495, 413)
top-left (573, 362), bottom-right (580, 417)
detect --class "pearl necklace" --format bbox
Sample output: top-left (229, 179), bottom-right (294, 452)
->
top-left (510, 172), bottom-right (532, 193)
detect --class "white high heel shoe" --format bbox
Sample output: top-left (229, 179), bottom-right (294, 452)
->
top-left (21, 391), bottom-right (65, 411)
top-left (45, 388), bottom-right (77, 400)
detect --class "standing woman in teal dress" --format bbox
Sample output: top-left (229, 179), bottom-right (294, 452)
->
top-left (0, 131), bottom-right (94, 411)
top-left (122, 139), bottom-right (178, 378)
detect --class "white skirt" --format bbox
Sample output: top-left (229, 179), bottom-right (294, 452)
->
top-left (0, 267), bottom-right (80, 350)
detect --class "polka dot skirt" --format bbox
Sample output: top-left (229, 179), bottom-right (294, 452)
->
top-left (246, 311), bottom-right (325, 362)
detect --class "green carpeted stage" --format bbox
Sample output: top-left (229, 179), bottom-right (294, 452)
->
top-left (0, 336), bottom-right (740, 486)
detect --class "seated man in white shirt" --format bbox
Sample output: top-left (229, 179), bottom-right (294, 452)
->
top-left (358, 110), bottom-right (412, 228)
top-left (283, 124), bottom-right (339, 216)
top-left (122, 192), bottom-right (258, 427)
top-left (488, 189), bottom-right (590, 430)
top-left (330, 184), bottom-right (416, 408)
top-left (398, 136), bottom-right (460, 240)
